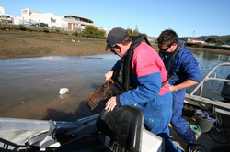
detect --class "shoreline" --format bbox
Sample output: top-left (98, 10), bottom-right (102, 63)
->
top-left (190, 47), bottom-right (230, 56)
top-left (0, 52), bottom-right (110, 60)
top-left (0, 30), bottom-right (229, 59)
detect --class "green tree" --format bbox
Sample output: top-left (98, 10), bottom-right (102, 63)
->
top-left (81, 26), bottom-right (106, 38)
top-left (205, 37), bottom-right (224, 45)
top-left (127, 27), bottom-right (140, 36)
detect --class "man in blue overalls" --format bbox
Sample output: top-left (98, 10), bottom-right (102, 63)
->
top-left (157, 29), bottom-right (202, 152)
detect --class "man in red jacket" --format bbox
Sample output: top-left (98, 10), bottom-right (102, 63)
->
top-left (104, 27), bottom-right (173, 136)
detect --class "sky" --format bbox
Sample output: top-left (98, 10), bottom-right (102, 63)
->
top-left (0, 0), bottom-right (230, 37)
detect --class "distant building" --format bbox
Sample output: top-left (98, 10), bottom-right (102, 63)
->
top-left (222, 44), bottom-right (230, 48)
top-left (14, 8), bottom-right (66, 28)
top-left (13, 8), bottom-right (95, 31)
top-left (0, 6), bottom-right (13, 24)
top-left (64, 16), bottom-right (94, 31)
top-left (187, 38), bottom-right (207, 45)
top-left (0, 15), bottom-right (13, 24)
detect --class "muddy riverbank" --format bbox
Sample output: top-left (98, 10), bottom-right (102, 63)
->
top-left (0, 30), bottom-right (107, 59)
top-left (1, 30), bottom-right (230, 58)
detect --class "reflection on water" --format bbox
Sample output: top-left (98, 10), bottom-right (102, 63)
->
top-left (192, 50), bottom-right (230, 77)
top-left (191, 50), bottom-right (230, 100)
top-left (0, 54), bottom-right (119, 120)
top-left (0, 50), bottom-right (229, 120)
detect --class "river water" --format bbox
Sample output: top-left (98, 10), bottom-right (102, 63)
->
top-left (0, 51), bottom-right (229, 120)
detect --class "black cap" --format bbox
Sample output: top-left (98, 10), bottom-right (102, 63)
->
top-left (106, 27), bottom-right (128, 49)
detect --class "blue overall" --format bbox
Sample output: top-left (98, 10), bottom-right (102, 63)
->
top-left (119, 73), bottom-right (173, 135)
top-left (160, 43), bottom-right (202, 144)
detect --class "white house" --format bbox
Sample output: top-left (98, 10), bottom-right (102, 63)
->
top-left (14, 8), bottom-right (94, 31)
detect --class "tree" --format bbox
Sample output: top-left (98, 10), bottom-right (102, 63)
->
top-left (205, 37), bottom-right (224, 45)
top-left (81, 26), bottom-right (106, 38)
top-left (127, 27), bottom-right (140, 37)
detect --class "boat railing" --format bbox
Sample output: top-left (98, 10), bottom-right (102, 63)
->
top-left (186, 62), bottom-right (230, 114)
top-left (190, 62), bottom-right (230, 96)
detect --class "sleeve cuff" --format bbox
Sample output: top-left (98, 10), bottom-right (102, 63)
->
top-left (116, 95), bottom-right (121, 107)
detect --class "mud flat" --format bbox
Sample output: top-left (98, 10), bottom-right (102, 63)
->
top-left (0, 30), bottom-right (107, 58)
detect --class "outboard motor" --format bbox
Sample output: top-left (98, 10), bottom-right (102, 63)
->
top-left (0, 106), bottom-right (162, 152)
top-left (221, 74), bottom-right (230, 102)
top-left (54, 106), bottom-right (144, 152)
top-left (97, 106), bottom-right (144, 152)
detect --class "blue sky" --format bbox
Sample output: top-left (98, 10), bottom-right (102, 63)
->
top-left (1, 0), bottom-right (230, 37)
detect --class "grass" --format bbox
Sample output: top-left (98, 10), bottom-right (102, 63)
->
top-left (0, 30), bottom-right (107, 58)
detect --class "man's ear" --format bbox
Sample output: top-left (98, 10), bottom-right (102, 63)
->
top-left (116, 44), bottom-right (122, 53)
top-left (171, 42), bottom-right (177, 47)
top-left (116, 43), bottom-right (122, 48)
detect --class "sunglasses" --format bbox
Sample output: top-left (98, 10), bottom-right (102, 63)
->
top-left (159, 44), bottom-right (172, 52)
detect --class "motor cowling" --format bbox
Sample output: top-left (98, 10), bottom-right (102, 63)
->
top-left (221, 74), bottom-right (230, 102)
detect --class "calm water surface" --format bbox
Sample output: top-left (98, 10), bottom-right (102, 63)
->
top-left (0, 51), bottom-right (229, 120)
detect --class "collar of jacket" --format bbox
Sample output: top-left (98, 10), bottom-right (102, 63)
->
top-left (121, 34), bottom-right (151, 91)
